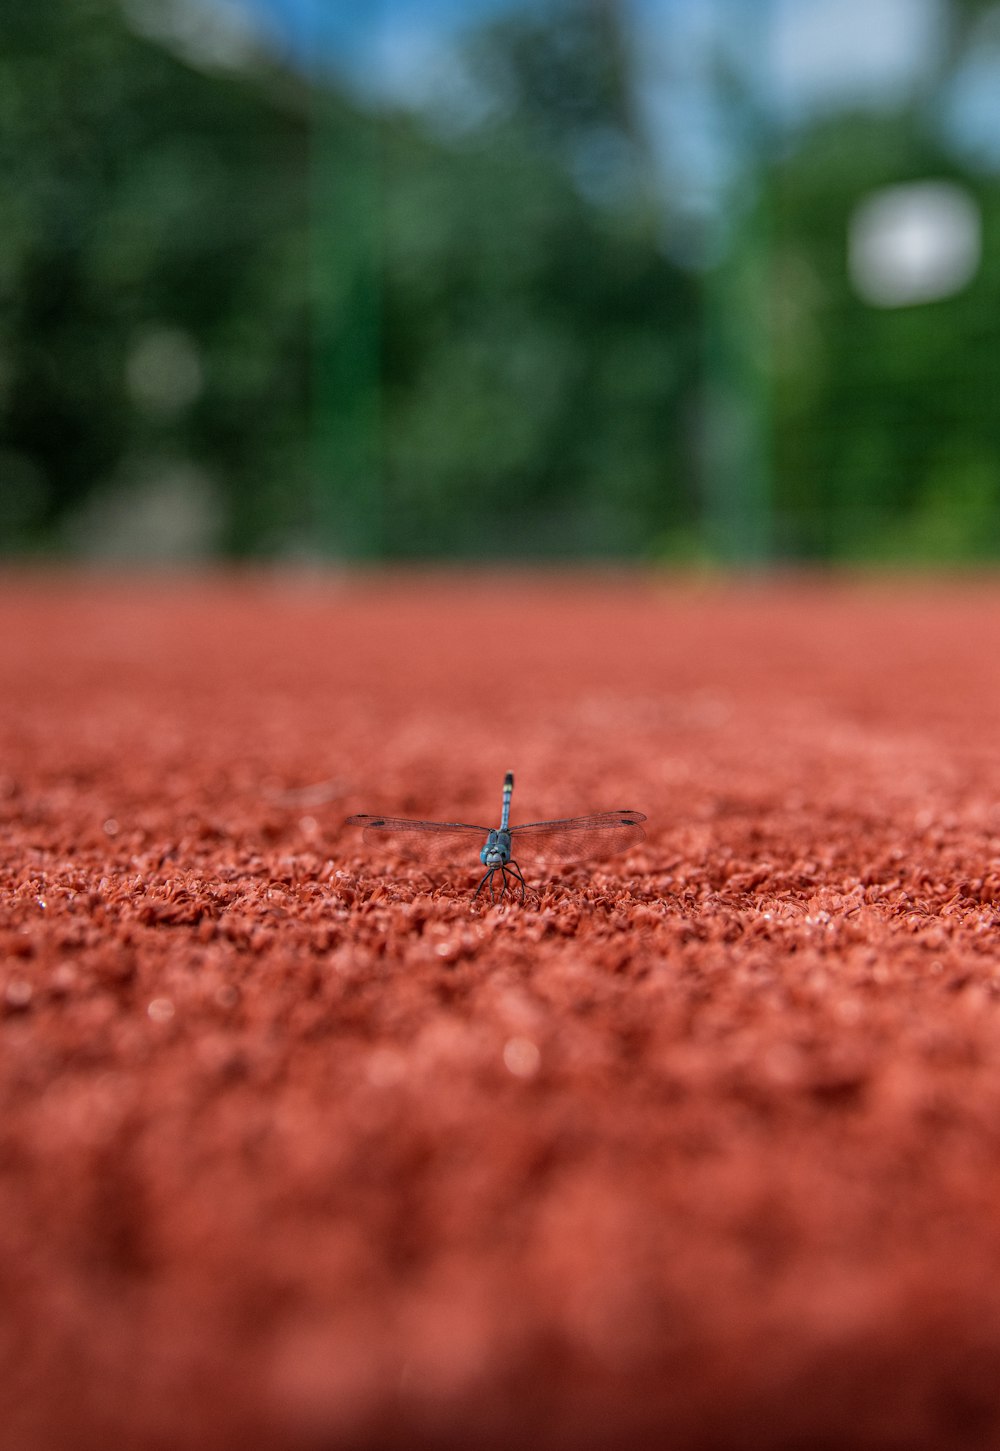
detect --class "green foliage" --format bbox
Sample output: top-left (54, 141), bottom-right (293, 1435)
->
top-left (0, 0), bottom-right (313, 556)
top-left (374, 105), bottom-right (697, 556)
top-left (1, 0), bottom-right (998, 563)
top-left (314, 0), bottom-right (701, 559)
top-left (767, 113), bottom-right (1000, 561)
top-left (1, 0), bottom-right (701, 561)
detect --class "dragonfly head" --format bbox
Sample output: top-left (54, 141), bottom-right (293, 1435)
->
top-left (480, 828), bottom-right (512, 868)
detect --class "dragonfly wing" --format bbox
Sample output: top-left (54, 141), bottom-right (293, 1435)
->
top-left (509, 811), bottom-right (646, 863)
top-left (344, 815), bottom-right (489, 866)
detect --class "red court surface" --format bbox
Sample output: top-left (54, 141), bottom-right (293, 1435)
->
top-left (4, 570), bottom-right (1000, 1450)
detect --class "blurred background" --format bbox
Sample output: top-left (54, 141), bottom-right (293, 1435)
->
top-left (1, 0), bottom-right (997, 565)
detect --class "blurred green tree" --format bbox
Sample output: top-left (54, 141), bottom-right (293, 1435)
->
top-left (0, 0), bottom-right (313, 556)
top-left (767, 113), bottom-right (1000, 560)
top-left (1, 0), bottom-right (702, 561)
top-left (2, 0), bottom-right (997, 564)
top-left (319, 0), bottom-right (702, 558)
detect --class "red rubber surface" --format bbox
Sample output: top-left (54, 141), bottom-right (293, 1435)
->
top-left (4, 571), bottom-right (1000, 1450)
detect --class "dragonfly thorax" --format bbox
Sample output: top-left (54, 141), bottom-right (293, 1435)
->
top-left (480, 828), bottom-right (512, 868)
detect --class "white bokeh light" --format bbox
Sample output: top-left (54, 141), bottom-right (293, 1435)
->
top-left (848, 181), bottom-right (982, 307)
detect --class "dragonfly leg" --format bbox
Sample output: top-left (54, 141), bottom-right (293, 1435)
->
top-left (474, 862), bottom-right (526, 904)
top-left (505, 858), bottom-right (527, 904)
top-left (474, 866), bottom-right (497, 901)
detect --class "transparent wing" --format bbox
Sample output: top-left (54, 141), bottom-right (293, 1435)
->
top-left (509, 811), bottom-right (646, 863)
top-left (344, 815), bottom-right (489, 866)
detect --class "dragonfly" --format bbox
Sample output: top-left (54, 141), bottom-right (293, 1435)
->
top-left (345, 772), bottom-right (646, 902)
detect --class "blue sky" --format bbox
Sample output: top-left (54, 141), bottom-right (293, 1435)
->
top-left (234, 0), bottom-right (943, 104)
top-left (234, 0), bottom-right (526, 81)
top-left (231, 0), bottom-right (986, 139)
top-left (145, 0), bottom-right (1000, 173)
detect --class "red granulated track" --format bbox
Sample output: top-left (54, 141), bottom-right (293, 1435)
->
top-left (4, 571), bottom-right (1000, 1451)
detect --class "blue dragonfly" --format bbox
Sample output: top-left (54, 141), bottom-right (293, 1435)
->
top-left (345, 772), bottom-right (646, 902)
